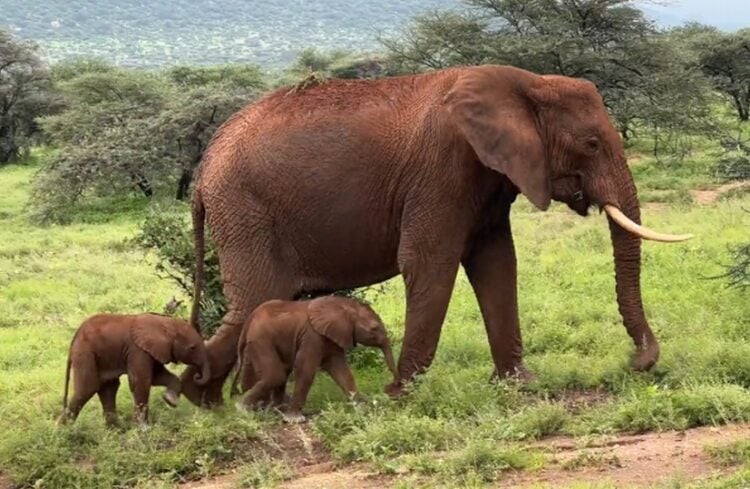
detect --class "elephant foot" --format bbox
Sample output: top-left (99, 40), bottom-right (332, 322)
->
top-left (630, 343), bottom-right (660, 372)
top-left (281, 411), bottom-right (306, 424)
top-left (132, 405), bottom-right (149, 427)
top-left (384, 380), bottom-right (407, 399)
top-left (349, 392), bottom-right (366, 405)
top-left (56, 410), bottom-right (71, 427)
top-left (492, 364), bottom-right (535, 384)
top-left (162, 390), bottom-right (180, 408)
top-left (104, 413), bottom-right (120, 428)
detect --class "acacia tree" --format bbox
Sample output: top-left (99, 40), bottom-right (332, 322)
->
top-left (31, 63), bottom-right (265, 222)
top-left (383, 0), bottom-right (714, 143)
top-left (32, 66), bottom-right (167, 221)
top-left (695, 28), bottom-right (750, 121)
top-left (164, 66), bottom-right (265, 200)
top-left (0, 29), bottom-right (55, 164)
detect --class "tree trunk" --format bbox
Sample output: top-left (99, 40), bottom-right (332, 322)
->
top-left (731, 92), bottom-right (749, 121)
top-left (130, 172), bottom-right (153, 197)
top-left (175, 168), bottom-right (192, 201)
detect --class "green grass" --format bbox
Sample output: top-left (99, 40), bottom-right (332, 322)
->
top-left (0, 145), bottom-right (748, 488)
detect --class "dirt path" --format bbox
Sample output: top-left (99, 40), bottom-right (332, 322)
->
top-left (691, 180), bottom-right (750, 205)
top-left (183, 423), bottom-right (750, 489)
top-left (501, 423), bottom-right (750, 488)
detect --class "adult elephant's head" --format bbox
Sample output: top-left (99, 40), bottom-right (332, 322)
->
top-left (445, 65), bottom-right (691, 371)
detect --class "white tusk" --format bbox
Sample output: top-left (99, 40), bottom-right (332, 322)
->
top-left (603, 205), bottom-right (693, 243)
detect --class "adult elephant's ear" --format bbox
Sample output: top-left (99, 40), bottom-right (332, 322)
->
top-left (308, 297), bottom-right (355, 351)
top-left (444, 66), bottom-right (551, 211)
top-left (131, 315), bottom-right (174, 364)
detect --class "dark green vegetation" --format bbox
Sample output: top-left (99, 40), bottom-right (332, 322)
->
top-left (0, 1), bottom-right (748, 487)
top-left (0, 30), bottom-right (56, 164)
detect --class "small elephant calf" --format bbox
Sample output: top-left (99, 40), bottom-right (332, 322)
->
top-left (58, 313), bottom-right (211, 426)
top-left (233, 296), bottom-right (398, 423)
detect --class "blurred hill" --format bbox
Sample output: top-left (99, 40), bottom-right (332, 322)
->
top-left (0, 0), bottom-right (459, 67)
top-left (0, 0), bottom-right (746, 68)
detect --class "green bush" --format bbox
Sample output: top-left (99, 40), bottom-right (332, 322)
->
top-left (716, 153), bottom-right (750, 182)
top-left (133, 205), bottom-right (225, 335)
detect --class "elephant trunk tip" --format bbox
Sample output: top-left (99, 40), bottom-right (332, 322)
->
top-left (381, 343), bottom-right (398, 382)
top-left (193, 363), bottom-right (211, 386)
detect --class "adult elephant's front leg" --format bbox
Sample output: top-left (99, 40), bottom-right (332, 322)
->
top-left (387, 256), bottom-right (460, 396)
top-left (462, 214), bottom-right (528, 379)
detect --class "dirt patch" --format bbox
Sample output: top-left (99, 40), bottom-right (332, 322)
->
top-left (549, 388), bottom-right (611, 414)
top-left (627, 153), bottom-right (647, 166)
top-left (280, 468), bottom-right (387, 489)
top-left (501, 423), bottom-right (750, 488)
top-left (642, 202), bottom-right (671, 213)
top-left (691, 181), bottom-right (750, 205)
top-left (268, 423), bottom-right (331, 468)
top-left (184, 423), bottom-right (750, 489)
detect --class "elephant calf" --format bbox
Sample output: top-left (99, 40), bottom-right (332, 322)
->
top-left (58, 313), bottom-right (210, 426)
top-left (233, 296), bottom-right (398, 423)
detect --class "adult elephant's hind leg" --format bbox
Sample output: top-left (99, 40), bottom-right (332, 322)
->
top-left (180, 229), bottom-right (297, 407)
top-left (462, 212), bottom-right (529, 380)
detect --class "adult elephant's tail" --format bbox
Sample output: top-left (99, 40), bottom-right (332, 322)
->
top-left (190, 188), bottom-right (206, 334)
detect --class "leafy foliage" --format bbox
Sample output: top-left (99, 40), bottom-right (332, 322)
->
top-left (383, 0), bottom-right (716, 145)
top-left (0, 29), bottom-right (56, 164)
top-left (693, 27), bottom-right (750, 121)
top-left (133, 205), bottom-right (225, 336)
top-left (285, 48), bottom-right (401, 83)
top-left (30, 62), bottom-right (265, 223)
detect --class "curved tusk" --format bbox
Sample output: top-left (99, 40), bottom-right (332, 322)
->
top-left (603, 205), bottom-right (693, 243)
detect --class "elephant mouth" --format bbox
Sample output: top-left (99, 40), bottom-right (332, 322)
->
top-left (563, 190), bottom-right (590, 217)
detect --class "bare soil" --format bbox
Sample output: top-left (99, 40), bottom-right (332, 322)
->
top-left (691, 181), bottom-right (750, 205)
top-left (502, 423), bottom-right (750, 488)
top-left (183, 423), bottom-right (750, 489)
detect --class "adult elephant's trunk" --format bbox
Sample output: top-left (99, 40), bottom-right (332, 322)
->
top-left (604, 174), bottom-right (662, 371)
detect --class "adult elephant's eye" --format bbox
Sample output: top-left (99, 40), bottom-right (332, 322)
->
top-left (585, 137), bottom-right (600, 153)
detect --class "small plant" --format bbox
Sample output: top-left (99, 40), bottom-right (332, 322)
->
top-left (132, 204), bottom-right (225, 335)
top-left (235, 456), bottom-right (294, 489)
top-left (706, 440), bottom-right (750, 467)
top-left (445, 439), bottom-right (540, 482)
top-left (560, 450), bottom-right (622, 471)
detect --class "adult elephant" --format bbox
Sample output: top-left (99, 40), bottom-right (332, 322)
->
top-left (180, 65), bottom-right (691, 406)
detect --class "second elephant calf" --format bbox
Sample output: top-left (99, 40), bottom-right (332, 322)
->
top-left (233, 296), bottom-right (397, 422)
top-left (58, 313), bottom-right (211, 426)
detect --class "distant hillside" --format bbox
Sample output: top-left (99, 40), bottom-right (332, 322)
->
top-left (1, 1), bottom-right (744, 69)
top-left (0, 0), bottom-right (459, 68)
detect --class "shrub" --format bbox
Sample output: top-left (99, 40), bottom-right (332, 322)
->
top-left (133, 205), bottom-right (225, 335)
